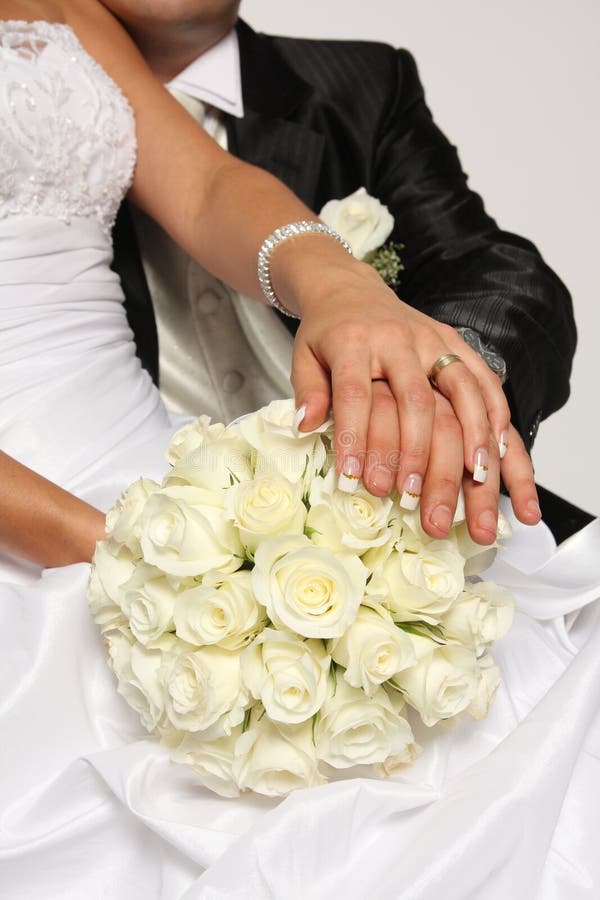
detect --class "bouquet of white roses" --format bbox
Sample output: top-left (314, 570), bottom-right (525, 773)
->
top-left (88, 399), bottom-right (514, 798)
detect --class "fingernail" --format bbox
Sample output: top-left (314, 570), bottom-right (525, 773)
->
top-left (527, 499), bottom-right (541, 521)
top-left (338, 456), bottom-right (361, 493)
top-left (400, 473), bottom-right (422, 510)
top-left (293, 404), bottom-right (307, 434)
top-left (477, 509), bottom-right (498, 536)
top-left (473, 447), bottom-right (489, 483)
top-left (369, 466), bottom-right (394, 495)
top-left (431, 504), bottom-right (453, 534)
top-left (498, 430), bottom-right (509, 460)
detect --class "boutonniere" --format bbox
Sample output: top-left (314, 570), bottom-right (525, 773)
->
top-left (319, 187), bottom-right (404, 289)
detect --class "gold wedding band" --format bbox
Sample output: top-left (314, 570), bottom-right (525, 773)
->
top-left (428, 353), bottom-right (464, 387)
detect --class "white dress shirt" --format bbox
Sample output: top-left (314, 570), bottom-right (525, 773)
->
top-left (131, 30), bottom-right (293, 422)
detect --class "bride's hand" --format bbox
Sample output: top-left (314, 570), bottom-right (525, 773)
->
top-left (292, 256), bottom-right (539, 543)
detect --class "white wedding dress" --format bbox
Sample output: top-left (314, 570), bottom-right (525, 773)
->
top-left (1, 20), bottom-right (600, 900)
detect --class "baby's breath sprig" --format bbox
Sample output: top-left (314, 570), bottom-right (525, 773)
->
top-left (367, 242), bottom-right (405, 290)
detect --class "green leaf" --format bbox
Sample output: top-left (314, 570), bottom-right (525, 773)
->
top-left (397, 621), bottom-right (447, 644)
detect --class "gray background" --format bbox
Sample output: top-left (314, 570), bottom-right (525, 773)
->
top-left (243, 0), bottom-right (600, 516)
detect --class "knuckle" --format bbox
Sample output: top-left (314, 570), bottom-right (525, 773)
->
top-left (403, 381), bottom-right (435, 414)
top-left (432, 474), bottom-right (462, 495)
top-left (402, 442), bottom-right (429, 468)
top-left (451, 367), bottom-right (476, 390)
top-left (336, 322), bottom-right (367, 346)
top-left (336, 380), bottom-right (370, 406)
top-left (437, 322), bottom-right (457, 344)
top-left (385, 320), bottom-right (412, 344)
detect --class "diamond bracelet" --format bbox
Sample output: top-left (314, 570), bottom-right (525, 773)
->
top-left (257, 220), bottom-right (353, 318)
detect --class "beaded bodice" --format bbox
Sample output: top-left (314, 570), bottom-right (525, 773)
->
top-left (0, 20), bottom-right (136, 235)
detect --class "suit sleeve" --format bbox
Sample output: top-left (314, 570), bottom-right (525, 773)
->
top-left (373, 49), bottom-right (576, 449)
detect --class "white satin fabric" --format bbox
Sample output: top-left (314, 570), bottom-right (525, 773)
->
top-left (1, 20), bottom-right (600, 900)
top-left (1, 511), bottom-right (599, 899)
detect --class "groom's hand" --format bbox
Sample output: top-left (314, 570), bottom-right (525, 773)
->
top-left (420, 392), bottom-right (540, 543)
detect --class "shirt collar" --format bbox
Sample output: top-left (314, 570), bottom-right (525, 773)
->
top-left (167, 27), bottom-right (244, 118)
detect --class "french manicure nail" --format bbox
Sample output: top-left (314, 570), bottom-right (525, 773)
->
top-left (473, 447), bottom-right (489, 483)
top-left (400, 473), bottom-right (423, 510)
top-left (338, 455), bottom-right (361, 493)
top-left (498, 430), bottom-right (509, 460)
top-left (431, 504), bottom-right (453, 534)
top-left (293, 404), bottom-right (307, 434)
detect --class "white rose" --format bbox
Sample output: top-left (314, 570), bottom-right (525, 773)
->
top-left (375, 686), bottom-right (421, 774)
top-left (163, 645), bottom-right (248, 735)
top-left (104, 628), bottom-right (177, 731)
top-left (360, 514), bottom-right (404, 576)
top-left (166, 415), bottom-right (227, 465)
top-left (241, 629), bottom-right (330, 724)
top-left (87, 540), bottom-right (136, 631)
top-left (450, 520), bottom-right (498, 577)
top-left (122, 563), bottom-right (178, 646)
top-left (139, 485), bottom-right (243, 577)
top-left (165, 424), bottom-right (253, 491)
top-left (315, 676), bottom-right (415, 769)
top-left (468, 653), bottom-right (501, 720)
top-left (442, 581), bottom-right (515, 654)
top-left (233, 716), bottom-right (325, 797)
top-left (173, 570), bottom-right (267, 651)
top-left (367, 547), bottom-right (458, 624)
top-left (224, 472), bottom-right (307, 552)
top-left (168, 727), bottom-right (241, 798)
top-left (393, 637), bottom-right (479, 726)
top-left (252, 534), bottom-right (367, 639)
top-left (306, 468), bottom-right (393, 553)
top-left (319, 187), bottom-right (394, 259)
top-left (330, 603), bottom-right (416, 696)
top-left (239, 399), bottom-right (330, 486)
top-left (401, 539), bottom-right (465, 600)
top-left (105, 477), bottom-right (160, 553)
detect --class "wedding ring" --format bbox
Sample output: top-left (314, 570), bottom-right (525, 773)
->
top-left (428, 353), bottom-right (463, 387)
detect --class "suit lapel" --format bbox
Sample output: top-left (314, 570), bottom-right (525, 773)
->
top-left (228, 20), bottom-right (325, 210)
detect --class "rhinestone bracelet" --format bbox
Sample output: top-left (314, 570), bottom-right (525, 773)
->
top-left (257, 220), bottom-right (353, 318)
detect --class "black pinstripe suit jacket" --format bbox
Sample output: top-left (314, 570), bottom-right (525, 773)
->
top-left (113, 19), bottom-right (577, 453)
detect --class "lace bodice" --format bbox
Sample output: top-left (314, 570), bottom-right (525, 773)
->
top-left (0, 20), bottom-right (136, 235)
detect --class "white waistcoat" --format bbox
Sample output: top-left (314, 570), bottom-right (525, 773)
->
top-left (132, 91), bottom-right (293, 423)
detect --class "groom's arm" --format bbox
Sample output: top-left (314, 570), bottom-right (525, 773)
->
top-left (371, 49), bottom-right (576, 450)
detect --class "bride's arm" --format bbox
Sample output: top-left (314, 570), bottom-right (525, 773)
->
top-left (0, 452), bottom-right (106, 567)
top-left (0, 0), bottom-right (539, 549)
top-left (65, 3), bottom-right (516, 517)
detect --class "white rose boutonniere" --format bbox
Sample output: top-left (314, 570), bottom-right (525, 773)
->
top-left (319, 186), bottom-right (404, 288)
